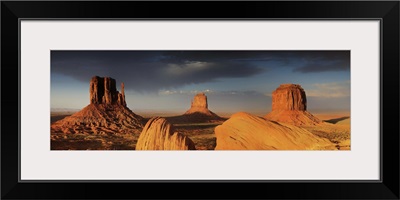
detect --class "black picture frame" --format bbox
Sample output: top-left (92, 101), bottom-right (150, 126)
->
top-left (1, 1), bottom-right (399, 199)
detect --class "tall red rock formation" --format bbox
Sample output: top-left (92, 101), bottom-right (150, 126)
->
top-left (117, 83), bottom-right (126, 107)
top-left (215, 112), bottom-right (334, 150)
top-left (264, 84), bottom-right (321, 125)
top-left (136, 117), bottom-right (196, 150)
top-left (89, 76), bottom-right (126, 106)
top-left (185, 93), bottom-right (210, 114)
top-left (167, 93), bottom-right (224, 124)
top-left (89, 76), bottom-right (103, 104)
top-left (272, 84), bottom-right (307, 111)
top-left (51, 76), bottom-right (143, 135)
top-left (192, 93), bottom-right (208, 109)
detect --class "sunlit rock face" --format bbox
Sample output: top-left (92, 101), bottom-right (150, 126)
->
top-left (136, 117), bottom-right (196, 150)
top-left (215, 112), bottom-right (333, 150)
top-left (265, 84), bottom-right (321, 126)
top-left (271, 84), bottom-right (307, 111)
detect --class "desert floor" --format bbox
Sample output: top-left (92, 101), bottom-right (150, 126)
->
top-left (311, 112), bottom-right (351, 150)
top-left (51, 111), bottom-right (350, 150)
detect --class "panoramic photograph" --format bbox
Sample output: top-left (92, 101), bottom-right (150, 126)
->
top-left (51, 50), bottom-right (350, 150)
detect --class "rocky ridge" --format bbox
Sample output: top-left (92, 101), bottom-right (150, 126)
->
top-left (215, 112), bottom-right (334, 150)
top-left (136, 117), bottom-right (196, 150)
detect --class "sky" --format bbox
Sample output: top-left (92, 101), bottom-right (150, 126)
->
top-left (51, 51), bottom-right (350, 116)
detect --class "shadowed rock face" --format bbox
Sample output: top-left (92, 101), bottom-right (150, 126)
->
top-left (51, 76), bottom-right (143, 134)
top-left (265, 84), bottom-right (321, 126)
top-left (215, 112), bottom-right (334, 150)
top-left (90, 76), bottom-right (126, 106)
top-left (136, 117), bottom-right (196, 150)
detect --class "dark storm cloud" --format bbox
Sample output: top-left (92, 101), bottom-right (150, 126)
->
top-left (160, 51), bottom-right (350, 74)
top-left (293, 60), bottom-right (349, 73)
top-left (51, 50), bottom-right (350, 92)
top-left (160, 51), bottom-right (277, 63)
top-left (291, 51), bottom-right (350, 73)
top-left (52, 50), bottom-right (349, 67)
top-left (51, 51), bottom-right (264, 92)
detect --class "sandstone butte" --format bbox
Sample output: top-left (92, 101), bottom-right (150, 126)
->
top-left (136, 117), bottom-right (196, 150)
top-left (264, 84), bottom-right (321, 126)
top-left (215, 112), bottom-right (335, 150)
top-left (51, 76), bottom-right (144, 135)
top-left (167, 93), bottom-right (224, 124)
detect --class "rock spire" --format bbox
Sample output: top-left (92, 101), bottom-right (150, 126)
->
top-left (89, 76), bottom-right (126, 106)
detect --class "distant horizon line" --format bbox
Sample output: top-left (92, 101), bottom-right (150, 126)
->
top-left (50, 107), bottom-right (350, 114)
